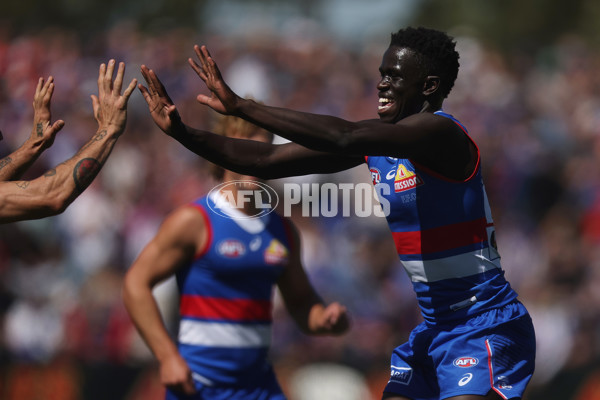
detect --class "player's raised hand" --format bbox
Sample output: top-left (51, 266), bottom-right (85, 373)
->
top-left (188, 45), bottom-right (240, 115)
top-left (31, 76), bottom-right (65, 150)
top-left (138, 65), bottom-right (181, 135)
top-left (91, 60), bottom-right (137, 136)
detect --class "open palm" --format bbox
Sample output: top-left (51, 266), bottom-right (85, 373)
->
top-left (188, 45), bottom-right (240, 114)
top-left (138, 65), bottom-right (181, 135)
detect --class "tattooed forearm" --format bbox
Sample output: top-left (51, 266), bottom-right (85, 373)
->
top-left (73, 158), bottom-right (101, 193)
top-left (16, 181), bottom-right (29, 189)
top-left (0, 157), bottom-right (12, 171)
top-left (44, 168), bottom-right (57, 177)
top-left (94, 129), bottom-right (108, 142)
top-left (76, 130), bottom-right (108, 156)
top-left (36, 123), bottom-right (43, 137)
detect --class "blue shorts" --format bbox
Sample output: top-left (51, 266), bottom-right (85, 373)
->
top-left (165, 365), bottom-right (285, 400)
top-left (384, 301), bottom-right (536, 400)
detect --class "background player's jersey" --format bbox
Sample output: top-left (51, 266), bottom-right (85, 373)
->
top-left (366, 111), bottom-right (517, 325)
top-left (175, 193), bottom-right (292, 386)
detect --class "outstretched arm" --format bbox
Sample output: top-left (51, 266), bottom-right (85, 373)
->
top-left (277, 220), bottom-right (350, 336)
top-left (123, 206), bottom-right (204, 396)
top-left (190, 45), bottom-right (469, 163)
top-left (0, 77), bottom-right (64, 181)
top-left (0, 60), bottom-right (136, 223)
top-left (138, 65), bottom-right (363, 179)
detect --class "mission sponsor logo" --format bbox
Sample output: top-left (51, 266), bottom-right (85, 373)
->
top-left (264, 239), bottom-right (289, 265)
top-left (394, 164), bottom-right (424, 192)
top-left (217, 239), bottom-right (246, 258)
top-left (453, 356), bottom-right (479, 368)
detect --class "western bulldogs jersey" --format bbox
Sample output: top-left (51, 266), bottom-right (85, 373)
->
top-left (175, 192), bottom-right (292, 387)
top-left (366, 111), bottom-right (518, 325)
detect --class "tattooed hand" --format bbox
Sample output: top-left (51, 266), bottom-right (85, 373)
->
top-left (31, 76), bottom-right (64, 151)
top-left (91, 60), bottom-right (137, 136)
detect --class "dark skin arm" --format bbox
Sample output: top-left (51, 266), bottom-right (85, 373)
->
top-left (138, 66), bottom-right (363, 180)
top-left (190, 45), bottom-right (476, 181)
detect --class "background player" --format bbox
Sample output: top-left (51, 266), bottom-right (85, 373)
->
top-left (138, 26), bottom-right (536, 400)
top-left (0, 60), bottom-right (136, 223)
top-left (123, 110), bottom-right (350, 399)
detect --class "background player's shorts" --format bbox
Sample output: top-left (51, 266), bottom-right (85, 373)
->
top-left (165, 365), bottom-right (286, 400)
top-left (383, 301), bottom-right (535, 400)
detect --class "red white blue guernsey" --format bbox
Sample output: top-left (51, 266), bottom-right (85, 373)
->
top-left (366, 111), bottom-right (518, 325)
top-left (176, 192), bottom-right (292, 387)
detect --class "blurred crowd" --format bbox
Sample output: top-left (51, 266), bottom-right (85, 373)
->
top-left (1, 20), bottom-right (600, 399)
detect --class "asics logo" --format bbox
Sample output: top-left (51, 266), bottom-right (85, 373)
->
top-left (458, 373), bottom-right (473, 386)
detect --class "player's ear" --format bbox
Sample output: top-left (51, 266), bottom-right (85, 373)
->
top-left (423, 76), bottom-right (440, 95)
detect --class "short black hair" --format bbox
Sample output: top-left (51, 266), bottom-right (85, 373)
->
top-left (390, 27), bottom-right (459, 99)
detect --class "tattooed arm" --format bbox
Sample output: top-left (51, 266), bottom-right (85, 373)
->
top-left (0, 60), bottom-right (137, 223)
top-left (0, 77), bottom-right (64, 181)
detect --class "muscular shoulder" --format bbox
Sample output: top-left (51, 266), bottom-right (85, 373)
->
top-left (156, 205), bottom-right (210, 252)
top-left (408, 113), bottom-right (476, 180)
top-left (399, 111), bottom-right (461, 135)
top-left (163, 205), bottom-right (208, 230)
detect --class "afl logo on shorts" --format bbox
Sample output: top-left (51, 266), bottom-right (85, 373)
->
top-left (453, 357), bottom-right (479, 368)
top-left (217, 239), bottom-right (246, 258)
